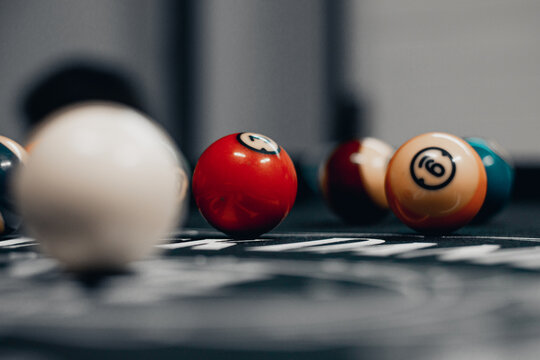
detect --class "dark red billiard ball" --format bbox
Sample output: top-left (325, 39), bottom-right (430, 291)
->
top-left (385, 132), bottom-right (487, 233)
top-left (192, 132), bottom-right (297, 239)
top-left (320, 138), bottom-right (394, 224)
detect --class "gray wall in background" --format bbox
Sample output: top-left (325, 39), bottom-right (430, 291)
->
top-left (2, 1), bottom-right (539, 159)
top-left (341, 0), bottom-right (540, 158)
top-left (0, 0), bottom-right (173, 143)
top-left (192, 0), bottom-right (328, 157)
top-left (0, 0), bottom-right (329, 159)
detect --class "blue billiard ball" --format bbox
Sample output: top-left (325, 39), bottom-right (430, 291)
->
top-left (0, 136), bottom-right (26, 235)
top-left (465, 137), bottom-right (514, 222)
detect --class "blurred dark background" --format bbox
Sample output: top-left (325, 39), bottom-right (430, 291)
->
top-left (1, 0), bottom-right (539, 176)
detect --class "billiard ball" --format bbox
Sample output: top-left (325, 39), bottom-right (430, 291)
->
top-left (385, 132), bottom-right (487, 233)
top-left (319, 138), bottom-right (394, 224)
top-left (192, 132), bottom-right (297, 239)
top-left (465, 137), bottom-right (514, 223)
top-left (0, 136), bottom-right (27, 235)
top-left (15, 102), bottom-right (185, 271)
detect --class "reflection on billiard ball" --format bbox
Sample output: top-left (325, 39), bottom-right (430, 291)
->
top-left (0, 136), bottom-right (26, 235)
top-left (15, 102), bottom-right (185, 271)
top-left (465, 137), bottom-right (514, 223)
top-left (192, 132), bottom-right (297, 239)
top-left (320, 138), bottom-right (394, 224)
top-left (385, 132), bottom-right (487, 233)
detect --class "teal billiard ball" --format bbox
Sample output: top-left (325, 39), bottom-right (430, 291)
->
top-left (465, 137), bottom-right (514, 222)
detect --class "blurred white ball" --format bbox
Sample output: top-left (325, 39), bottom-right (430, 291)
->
top-left (16, 102), bottom-right (186, 271)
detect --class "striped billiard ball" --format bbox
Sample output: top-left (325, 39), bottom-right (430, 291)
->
top-left (385, 132), bottom-right (487, 233)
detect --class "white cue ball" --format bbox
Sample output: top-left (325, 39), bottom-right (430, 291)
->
top-left (15, 102), bottom-right (186, 271)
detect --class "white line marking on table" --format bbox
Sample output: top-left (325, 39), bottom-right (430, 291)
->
top-left (248, 238), bottom-right (361, 252)
top-left (512, 260), bottom-right (540, 270)
top-left (5, 243), bottom-right (38, 249)
top-left (295, 239), bottom-right (385, 254)
top-left (192, 242), bottom-right (237, 250)
top-left (471, 247), bottom-right (540, 265)
top-left (355, 242), bottom-right (436, 257)
top-left (0, 238), bottom-right (35, 247)
top-left (157, 239), bottom-right (229, 250)
top-left (399, 244), bottom-right (500, 261)
top-left (439, 245), bottom-right (501, 261)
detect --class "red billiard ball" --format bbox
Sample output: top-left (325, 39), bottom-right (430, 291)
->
top-left (192, 132), bottom-right (297, 239)
top-left (320, 138), bottom-right (394, 224)
top-left (385, 132), bottom-right (487, 233)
